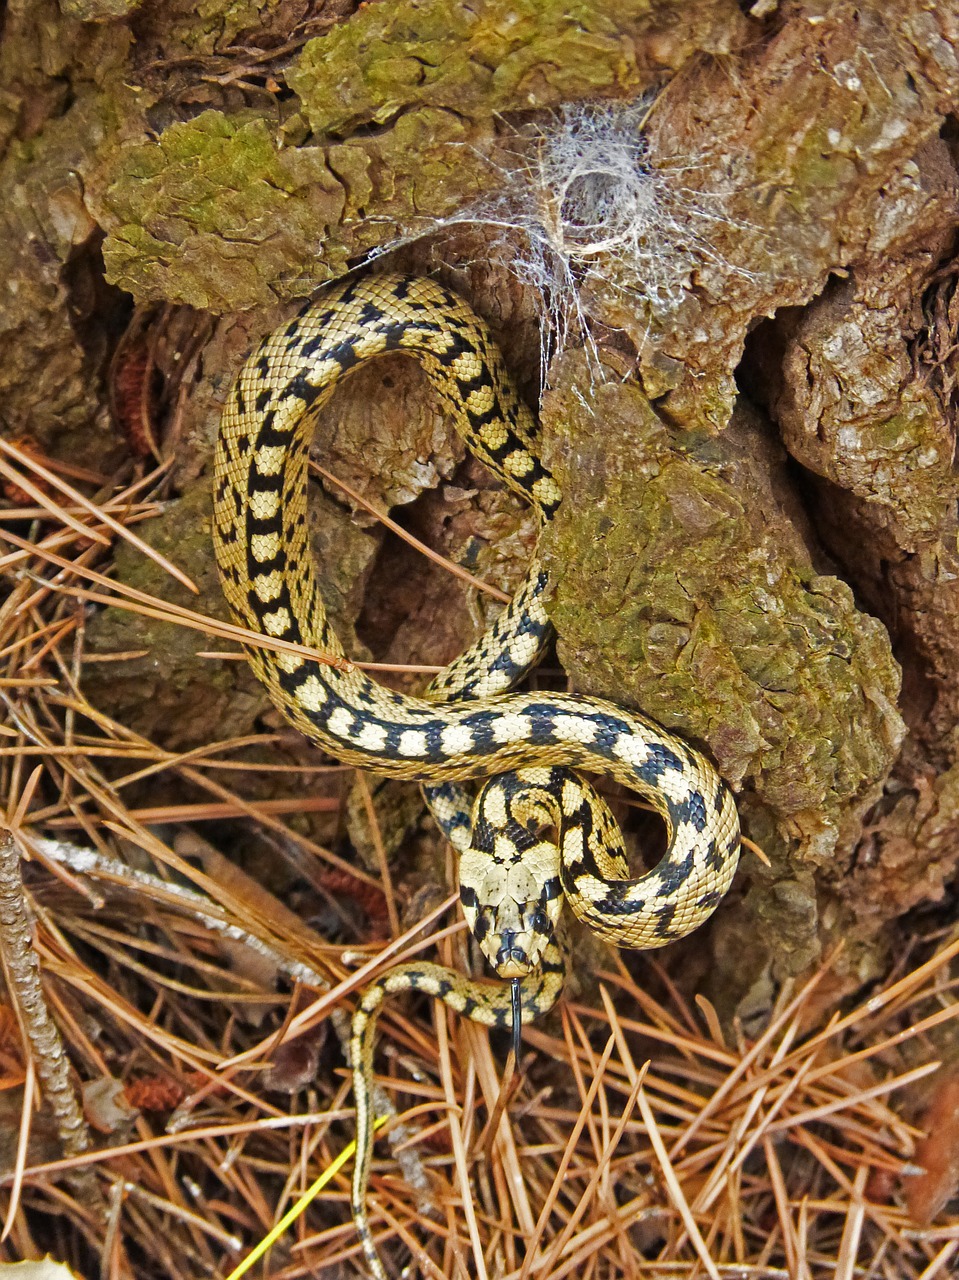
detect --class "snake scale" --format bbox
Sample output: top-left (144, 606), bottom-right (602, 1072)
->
top-left (213, 272), bottom-right (741, 1278)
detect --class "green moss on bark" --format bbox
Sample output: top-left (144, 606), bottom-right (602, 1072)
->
top-left (541, 354), bottom-right (904, 858)
top-left (60, 0), bottom-right (141, 19)
top-left (96, 104), bottom-right (497, 307)
top-left (94, 0), bottom-right (750, 310)
top-left (288, 0), bottom-right (746, 135)
top-left (98, 111), bottom-right (346, 309)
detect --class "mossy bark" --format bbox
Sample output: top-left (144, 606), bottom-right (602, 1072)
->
top-left (2, 0), bottom-right (959, 1012)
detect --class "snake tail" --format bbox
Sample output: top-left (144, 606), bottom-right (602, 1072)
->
top-left (350, 954), bottom-right (565, 1280)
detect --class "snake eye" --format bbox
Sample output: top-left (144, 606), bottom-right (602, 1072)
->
top-left (530, 909), bottom-right (551, 935)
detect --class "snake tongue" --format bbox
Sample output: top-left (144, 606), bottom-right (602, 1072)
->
top-left (510, 978), bottom-right (523, 1064)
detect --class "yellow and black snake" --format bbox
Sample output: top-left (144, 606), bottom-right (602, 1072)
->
top-left (212, 273), bottom-right (741, 1278)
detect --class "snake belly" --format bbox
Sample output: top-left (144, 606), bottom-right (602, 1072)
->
top-left (212, 272), bottom-right (742, 1277)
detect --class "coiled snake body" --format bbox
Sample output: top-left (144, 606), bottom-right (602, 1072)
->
top-left (213, 273), bottom-right (741, 1278)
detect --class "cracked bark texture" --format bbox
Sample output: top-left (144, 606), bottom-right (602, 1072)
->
top-left (1, 0), bottom-right (959, 1012)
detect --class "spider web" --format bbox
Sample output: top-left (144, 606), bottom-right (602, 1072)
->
top-left (367, 96), bottom-right (755, 395)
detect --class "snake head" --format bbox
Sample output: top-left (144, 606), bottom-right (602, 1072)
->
top-left (459, 833), bottom-right (563, 979)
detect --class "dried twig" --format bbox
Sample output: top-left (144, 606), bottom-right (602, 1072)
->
top-left (0, 825), bottom-right (89, 1161)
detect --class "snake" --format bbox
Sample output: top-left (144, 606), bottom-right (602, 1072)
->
top-left (212, 272), bottom-right (741, 1278)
